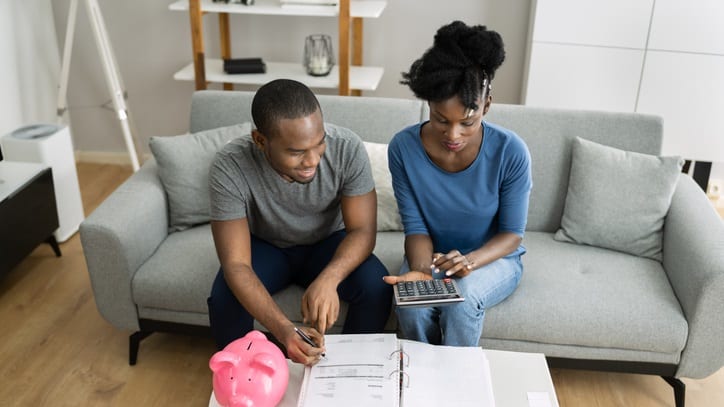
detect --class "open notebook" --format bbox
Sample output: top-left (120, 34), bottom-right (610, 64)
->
top-left (296, 333), bottom-right (495, 407)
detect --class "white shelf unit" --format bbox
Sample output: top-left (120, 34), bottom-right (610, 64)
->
top-left (169, 0), bottom-right (387, 95)
top-left (169, 0), bottom-right (386, 18)
top-left (173, 59), bottom-right (383, 90)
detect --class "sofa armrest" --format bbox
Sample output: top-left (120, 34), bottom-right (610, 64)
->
top-left (80, 160), bottom-right (169, 331)
top-left (663, 174), bottom-right (724, 379)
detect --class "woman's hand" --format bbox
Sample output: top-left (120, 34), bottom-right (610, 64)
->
top-left (432, 250), bottom-right (474, 278)
top-left (382, 270), bottom-right (433, 284)
top-left (382, 248), bottom-right (475, 285)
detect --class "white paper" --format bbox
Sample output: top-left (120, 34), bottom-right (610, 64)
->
top-left (297, 334), bottom-right (399, 407)
top-left (400, 339), bottom-right (495, 407)
top-left (297, 334), bottom-right (496, 407)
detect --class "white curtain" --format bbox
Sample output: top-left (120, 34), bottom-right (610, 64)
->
top-left (0, 0), bottom-right (61, 139)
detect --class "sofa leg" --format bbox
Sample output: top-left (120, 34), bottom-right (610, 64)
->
top-left (662, 376), bottom-right (686, 407)
top-left (129, 331), bottom-right (153, 366)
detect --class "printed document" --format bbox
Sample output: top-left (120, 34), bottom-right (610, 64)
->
top-left (296, 333), bottom-right (495, 407)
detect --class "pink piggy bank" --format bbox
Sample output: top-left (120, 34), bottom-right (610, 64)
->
top-left (210, 330), bottom-right (289, 407)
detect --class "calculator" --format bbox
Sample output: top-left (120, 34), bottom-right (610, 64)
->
top-left (393, 278), bottom-right (465, 307)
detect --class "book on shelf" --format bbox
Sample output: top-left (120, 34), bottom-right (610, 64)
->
top-left (223, 57), bottom-right (266, 74)
top-left (296, 333), bottom-right (495, 407)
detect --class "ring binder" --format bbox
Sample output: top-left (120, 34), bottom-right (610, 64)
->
top-left (388, 349), bottom-right (410, 367)
top-left (296, 333), bottom-right (495, 407)
top-left (387, 369), bottom-right (410, 388)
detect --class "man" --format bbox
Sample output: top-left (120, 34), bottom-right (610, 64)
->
top-left (207, 79), bottom-right (392, 365)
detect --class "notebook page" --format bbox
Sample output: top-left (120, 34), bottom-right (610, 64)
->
top-left (297, 333), bottom-right (400, 407)
top-left (399, 339), bottom-right (495, 407)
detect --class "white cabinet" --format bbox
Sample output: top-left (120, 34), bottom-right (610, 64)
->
top-left (639, 0), bottom-right (724, 160)
top-left (526, 43), bottom-right (644, 112)
top-left (523, 0), bottom-right (724, 163)
top-left (647, 0), bottom-right (724, 55)
top-left (637, 51), bottom-right (724, 160)
top-left (169, 0), bottom-right (386, 95)
top-left (523, 0), bottom-right (652, 111)
top-left (530, 0), bottom-right (652, 48)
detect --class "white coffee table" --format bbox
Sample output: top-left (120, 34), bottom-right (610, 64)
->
top-left (210, 348), bottom-right (559, 407)
top-left (485, 349), bottom-right (559, 407)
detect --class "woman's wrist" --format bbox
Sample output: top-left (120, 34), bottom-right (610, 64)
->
top-left (462, 254), bottom-right (474, 271)
top-left (414, 263), bottom-right (433, 274)
top-left (463, 250), bottom-right (483, 271)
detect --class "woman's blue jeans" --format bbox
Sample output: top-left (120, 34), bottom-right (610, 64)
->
top-left (396, 255), bottom-right (523, 346)
top-left (207, 230), bottom-right (392, 349)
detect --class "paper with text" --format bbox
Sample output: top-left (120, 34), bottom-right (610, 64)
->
top-left (296, 334), bottom-right (495, 407)
top-left (296, 334), bottom-right (400, 407)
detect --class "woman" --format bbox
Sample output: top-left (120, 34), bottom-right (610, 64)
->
top-left (383, 21), bottom-right (532, 346)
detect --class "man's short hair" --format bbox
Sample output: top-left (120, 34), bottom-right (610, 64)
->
top-left (251, 79), bottom-right (322, 137)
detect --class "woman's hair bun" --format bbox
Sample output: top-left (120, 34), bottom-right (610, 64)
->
top-left (401, 20), bottom-right (506, 108)
top-left (433, 20), bottom-right (505, 77)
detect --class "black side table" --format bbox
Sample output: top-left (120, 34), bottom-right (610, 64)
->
top-left (0, 161), bottom-right (61, 277)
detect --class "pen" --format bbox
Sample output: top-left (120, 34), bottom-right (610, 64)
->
top-left (294, 327), bottom-right (326, 357)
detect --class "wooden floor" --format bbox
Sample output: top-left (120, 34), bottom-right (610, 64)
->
top-left (1, 162), bottom-right (723, 406)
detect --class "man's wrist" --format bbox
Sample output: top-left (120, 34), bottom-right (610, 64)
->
top-left (270, 320), bottom-right (295, 343)
top-left (316, 267), bottom-right (345, 287)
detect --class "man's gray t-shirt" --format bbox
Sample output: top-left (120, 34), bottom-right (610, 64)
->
top-left (209, 123), bottom-right (374, 248)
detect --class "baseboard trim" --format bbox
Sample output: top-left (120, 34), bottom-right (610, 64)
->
top-left (75, 150), bottom-right (152, 165)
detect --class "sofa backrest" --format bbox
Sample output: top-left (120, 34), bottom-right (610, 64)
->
top-left (485, 104), bottom-right (663, 232)
top-left (190, 90), bottom-right (426, 144)
top-left (190, 90), bottom-right (664, 234)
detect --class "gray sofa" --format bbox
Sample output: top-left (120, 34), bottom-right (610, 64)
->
top-left (81, 90), bottom-right (724, 405)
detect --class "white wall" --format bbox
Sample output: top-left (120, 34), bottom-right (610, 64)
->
top-left (0, 0), bottom-right (61, 141)
top-left (50, 0), bottom-right (531, 160)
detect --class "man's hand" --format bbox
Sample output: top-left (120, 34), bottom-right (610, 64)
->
top-left (281, 325), bottom-right (326, 366)
top-left (301, 279), bottom-right (340, 335)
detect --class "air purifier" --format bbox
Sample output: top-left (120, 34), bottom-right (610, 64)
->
top-left (1, 124), bottom-right (84, 242)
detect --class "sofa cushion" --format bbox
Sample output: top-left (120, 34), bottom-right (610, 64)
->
top-left (373, 231), bottom-right (405, 275)
top-left (149, 122), bottom-right (252, 232)
top-left (484, 232), bottom-right (688, 356)
top-left (363, 142), bottom-right (403, 232)
top-left (132, 224), bottom-right (219, 315)
top-left (554, 137), bottom-right (682, 260)
top-left (133, 225), bottom-right (403, 331)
